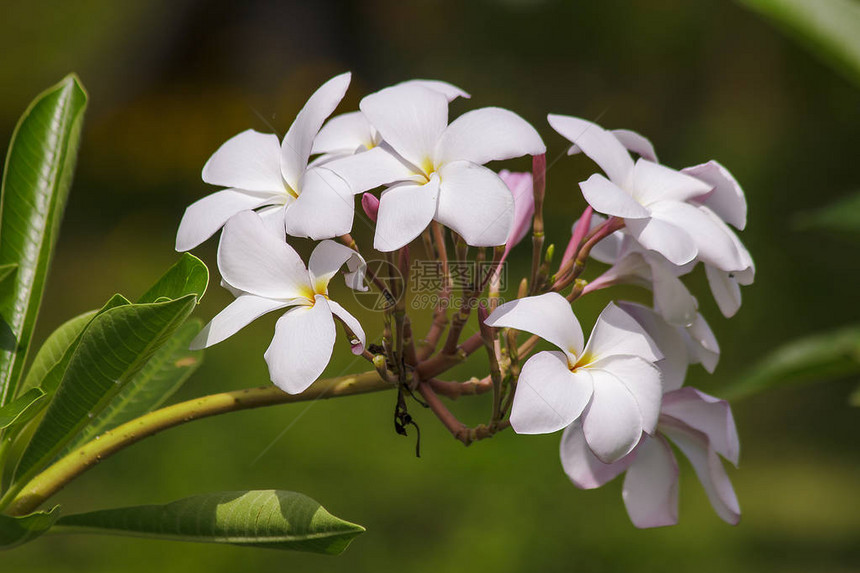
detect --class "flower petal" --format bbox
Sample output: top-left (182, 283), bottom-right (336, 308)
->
top-left (648, 254), bottom-right (699, 327)
top-left (584, 302), bottom-right (661, 363)
top-left (510, 351), bottom-right (593, 434)
top-left (611, 129), bottom-right (658, 162)
top-left (176, 189), bottom-right (274, 252)
top-left (436, 161), bottom-right (514, 247)
top-left (579, 174), bottom-right (650, 219)
top-left (705, 264), bottom-right (742, 318)
top-left (625, 214), bottom-right (697, 266)
top-left (327, 299), bottom-right (366, 355)
top-left (397, 79), bottom-right (471, 101)
top-left (435, 107), bottom-right (545, 166)
top-left (649, 202), bottom-right (745, 271)
top-left (560, 420), bottom-right (635, 489)
top-left (281, 72), bottom-right (351, 189)
top-left (201, 129), bottom-right (284, 193)
top-left (190, 294), bottom-right (296, 350)
top-left (616, 302), bottom-right (689, 393)
top-left (662, 387), bottom-right (739, 465)
top-left (484, 292), bottom-right (584, 360)
top-left (683, 160), bottom-right (747, 230)
top-left (684, 313), bottom-right (720, 373)
top-left (583, 369), bottom-right (644, 463)
top-left (630, 159), bottom-right (712, 206)
top-left (360, 83), bottom-right (448, 171)
top-left (265, 296), bottom-right (336, 394)
top-left (257, 203), bottom-right (287, 240)
top-left (312, 111), bottom-right (375, 157)
top-left (217, 210), bottom-right (312, 299)
top-left (548, 114), bottom-right (634, 186)
top-left (374, 175), bottom-right (440, 252)
top-left (588, 355), bottom-right (662, 435)
top-left (284, 167), bottom-right (355, 240)
top-left (622, 435), bottom-right (679, 528)
top-left (308, 240), bottom-right (367, 293)
top-left (325, 144), bottom-right (420, 194)
top-left (499, 170), bottom-right (535, 250)
top-left (661, 419), bottom-right (741, 525)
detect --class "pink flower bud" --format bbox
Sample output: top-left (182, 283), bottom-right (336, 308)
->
top-left (498, 170), bottom-right (535, 258)
top-left (361, 192), bottom-right (380, 222)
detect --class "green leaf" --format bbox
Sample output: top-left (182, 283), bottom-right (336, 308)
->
top-left (0, 388), bottom-right (45, 430)
top-left (795, 190), bottom-right (860, 233)
top-left (0, 263), bottom-right (17, 287)
top-left (0, 506), bottom-right (60, 549)
top-left (63, 319), bottom-right (204, 453)
top-left (137, 253), bottom-right (209, 304)
top-left (54, 491), bottom-right (364, 554)
top-left (13, 295), bottom-right (197, 484)
top-left (725, 325), bottom-right (860, 400)
top-left (737, 0), bottom-right (860, 87)
top-left (0, 75), bottom-right (88, 408)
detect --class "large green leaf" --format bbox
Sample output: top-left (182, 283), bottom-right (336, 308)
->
top-left (63, 319), bottom-right (204, 453)
top-left (0, 75), bottom-right (88, 407)
top-left (13, 295), bottom-right (197, 484)
top-left (738, 0), bottom-right (860, 87)
top-left (54, 491), bottom-right (365, 554)
top-left (795, 190), bottom-right (860, 233)
top-left (0, 506), bottom-right (59, 549)
top-left (137, 253), bottom-right (209, 304)
top-left (725, 325), bottom-right (860, 400)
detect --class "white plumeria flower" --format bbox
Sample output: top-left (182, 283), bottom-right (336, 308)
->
top-left (548, 114), bottom-right (747, 270)
top-left (578, 214), bottom-right (699, 327)
top-left (485, 293), bottom-right (662, 463)
top-left (176, 72), bottom-right (355, 251)
top-left (560, 386), bottom-right (740, 528)
top-left (682, 161), bottom-right (755, 317)
top-left (327, 83), bottom-right (546, 251)
top-left (310, 79), bottom-right (470, 165)
top-left (191, 211), bottom-right (367, 394)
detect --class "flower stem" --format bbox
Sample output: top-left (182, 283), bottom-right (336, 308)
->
top-left (1, 371), bottom-right (391, 517)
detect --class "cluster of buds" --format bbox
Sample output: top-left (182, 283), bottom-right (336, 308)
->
top-left (176, 73), bottom-right (752, 528)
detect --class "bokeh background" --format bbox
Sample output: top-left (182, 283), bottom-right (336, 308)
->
top-left (2, 0), bottom-right (858, 571)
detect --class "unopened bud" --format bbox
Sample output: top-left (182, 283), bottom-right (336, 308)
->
top-left (544, 243), bottom-right (555, 265)
top-left (361, 193), bottom-right (380, 222)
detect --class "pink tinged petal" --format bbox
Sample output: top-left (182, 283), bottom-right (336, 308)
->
top-left (583, 369), bottom-right (644, 463)
top-left (217, 210), bottom-right (312, 299)
top-left (588, 355), bottom-right (662, 435)
top-left (498, 170), bottom-right (535, 249)
top-left (308, 240), bottom-right (367, 293)
top-left (327, 299), bottom-right (366, 355)
top-left (584, 302), bottom-right (662, 363)
top-left (436, 161), bottom-right (514, 247)
top-left (435, 107), bottom-right (545, 167)
top-left (611, 129), bottom-right (658, 163)
top-left (281, 72), bottom-right (351, 189)
top-left (625, 214), bottom-right (697, 266)
top-left (579, 174), bottom-right (650, 219)
top-left (201, 130), bottom-right (285, 193)
top-left (563, 206), bottom-right (595, 266)
top-left (622, 435), bottom-right (679, 528)
top-left (560, 420), bottom-right (635, 489)
top-left (190, 295), bottom-right (296, 350)
top-left (312, 111), bottom-right (375, 156)
top-left (582, 253), bottom-right (652, 296)
top-left (361, 193), bottom-right (380, 221)
top-left (484, 292), bottom-right (584, 360)
top-left (374, 175), bottom-right (440, 252)
top-left (257, 203), bottom-right (287, 240)
top-left (325, 145), bottom-right (420, 194)
top-left (616, 302), bottom-right (689, 393)
top-left (510, 351), bottom-right (593, 435)
top-left (650, 202), bottom-right (745, 271)
top-left (662, 387), bottom-right (739, 465)
top-left (360, 83), bottom-right (448, 171)
top-left (396, 79), bottom-right (471, 101)
top-left (629, 159), bottom-right (712, 206)
top-left (547, 114), bottom-right (634, 185)
top-left (705, 264), bottom-right (741, 318)
top-left (648, 255), bottom-right (699, 327)
top-left (684, 313), bottom-right (720, 373)
top-left (683, 160), bottom-right (747, 230)
top-left (265, 296), bottom-right (337, 394)
top-left (284, 167), bottom-right (355, 240)
top-left (176, 189), bottom-right (273, 252)
top-left (661, 419), bottom-right (741, 525)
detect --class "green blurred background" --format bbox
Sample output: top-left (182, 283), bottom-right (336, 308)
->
top-left (2, 0), bottom-right (858, 571)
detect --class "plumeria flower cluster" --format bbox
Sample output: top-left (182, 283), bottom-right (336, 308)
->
top-left (177, 73), bottom-right (753, 529)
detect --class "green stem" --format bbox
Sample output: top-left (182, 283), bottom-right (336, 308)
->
top-left (1, 371), bottom-right (391, 516)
